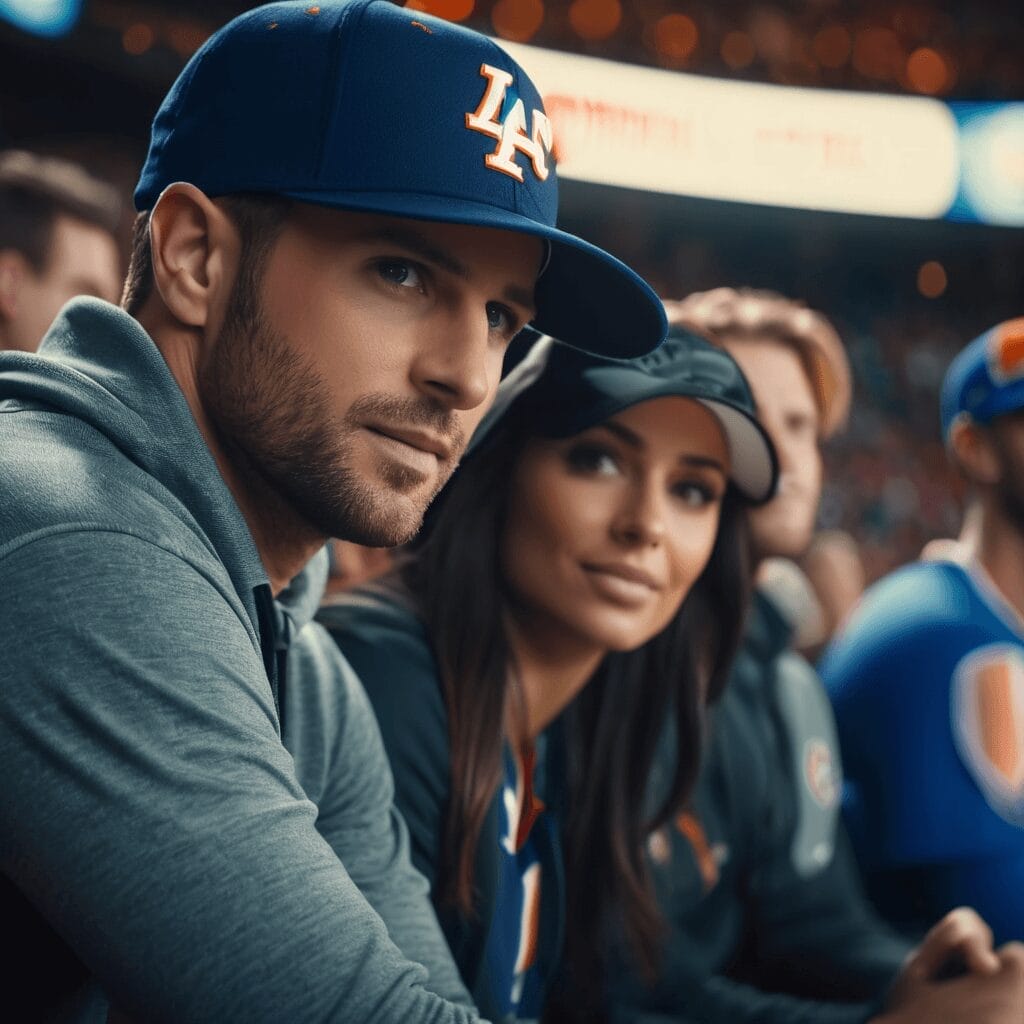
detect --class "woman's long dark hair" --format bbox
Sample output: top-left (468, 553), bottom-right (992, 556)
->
top-left (401, 410), bottom-right (752, 1016)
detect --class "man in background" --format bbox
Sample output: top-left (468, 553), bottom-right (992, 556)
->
top-left (0, 150), bottom-right (121, 351)
top-left (612, 289), bottom-right (1024, 1023)
top-left (823, 317), bottom-right (1024, 947)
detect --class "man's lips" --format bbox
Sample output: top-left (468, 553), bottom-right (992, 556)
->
top-left (363, 423), bottom-right (453, 462)
top-left (580, 561), bottom-right (662, 591)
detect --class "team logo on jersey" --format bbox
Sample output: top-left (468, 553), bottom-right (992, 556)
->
top-left (987, 318), bottom-right (1024, 383)
top-left (953, 645), bottom-right (1024, 820)
top-left (466, 64), bottom-right (553, 183)
top-left (804, 738), bottom-right (839, 810)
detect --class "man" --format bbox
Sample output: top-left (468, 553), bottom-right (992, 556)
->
top-left (610, 289), bottom-right (1024, 1023)
top-left (0, 2), bottom-right (665, 1020)
top-left (823, 317), bottom-right (1024, 947)
top-left (0, 150), bottom-right (121, 351)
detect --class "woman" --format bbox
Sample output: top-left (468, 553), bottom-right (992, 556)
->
top-left (319, 329), bottom-right (778, 1022)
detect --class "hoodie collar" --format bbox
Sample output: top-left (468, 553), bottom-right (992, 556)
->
top-left (0, 297), bottom-right (269, 618)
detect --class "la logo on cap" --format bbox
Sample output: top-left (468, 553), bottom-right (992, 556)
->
top-left (466, 64), bottom-right (553, 183)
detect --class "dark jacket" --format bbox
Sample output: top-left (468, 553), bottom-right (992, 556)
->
top-left (320, 586), bottom-right (566, 1024)
top-left (611, 590), bottom-right (911, 1024)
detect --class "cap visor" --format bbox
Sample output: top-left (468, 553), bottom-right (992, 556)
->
top-left (532, 365), bottom-right (778, 503)
top-left (279, 188), bottom-right (666, 358)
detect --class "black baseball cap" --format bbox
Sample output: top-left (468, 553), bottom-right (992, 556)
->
top-left (472, 328), bottom-right (779, 503)
top-left (134, 0), bottom-right (666, 358)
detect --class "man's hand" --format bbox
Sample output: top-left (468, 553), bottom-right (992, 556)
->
top-left (875, 908), bottom-right (1024, 1024)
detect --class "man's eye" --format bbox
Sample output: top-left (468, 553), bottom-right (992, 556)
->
top-left (486, 302), bottom-right (517, 335)
top-left (377, 259), bottom-right (424, 291)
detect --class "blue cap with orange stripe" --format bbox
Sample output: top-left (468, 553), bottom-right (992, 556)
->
top-left (941, 318), bottom-right (1024, 438)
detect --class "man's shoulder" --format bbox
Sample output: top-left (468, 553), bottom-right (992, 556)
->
top-left (821, 561), bottom-right (976, 679)
top-left (0, 404), bottom-right (213, 568)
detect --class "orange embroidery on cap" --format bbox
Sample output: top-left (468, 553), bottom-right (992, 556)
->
top-left (410, 20), bottom-right (433, 33)
top-left (989, 318), bottom-right (1024, 382)
top-left (267, 21), bottom-right (278, 29)
top-left (305, 6), bottom-right (321, 14)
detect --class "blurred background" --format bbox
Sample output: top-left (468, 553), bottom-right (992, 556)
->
top-left (2, 0), bottom-right (1022, 582)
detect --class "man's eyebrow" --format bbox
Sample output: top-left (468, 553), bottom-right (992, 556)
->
top-left (595, 421), bottom-right (728, 474)
top-left (357, 226), bottom-right (537, 314)
top-left (358, 226), bottom-right (468, 277)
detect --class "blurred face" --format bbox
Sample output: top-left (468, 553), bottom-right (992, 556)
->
top-left (201, 207), bottom-right (543, 547)
top-left (987, 410), bottom-right (1024, 533)
top-left (4, 214), bottom-right (121, 352)
top-left (722, 335), bottom-right (822, 560)
top-left (501, 396), bottom-right (730, 654)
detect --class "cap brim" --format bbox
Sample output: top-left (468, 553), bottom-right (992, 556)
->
top-left (280, 188), bottom-right (666, 359)
top-left (532, 367), bottom-right (778, 504)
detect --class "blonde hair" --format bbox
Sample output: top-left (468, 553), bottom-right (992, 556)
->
top-left (665, 287), bottom-right (851, 439)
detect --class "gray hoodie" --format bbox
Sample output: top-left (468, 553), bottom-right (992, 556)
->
top-left (0, 298), bottom-right (482, 1023)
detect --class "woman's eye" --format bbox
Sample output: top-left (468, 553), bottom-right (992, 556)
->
top-left (674, 481), bottom-right (718, 508)
top-left (565, 444), bottom-right (620, 476)
top-left (377, 259), bottom-right (424, 291)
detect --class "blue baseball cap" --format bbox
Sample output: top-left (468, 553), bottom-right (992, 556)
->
top-left (134, 0), bottom-right (666, 358)
top-left (471, 327), bottom-right (779, 503)
top-left (941, 318), bottom-right (1024, 438)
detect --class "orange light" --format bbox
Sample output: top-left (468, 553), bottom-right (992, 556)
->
top-left (917, 261), bottom-right (947, 299)
top-left (852, 27), bottom-right (902, 81)
top-left (122, 23), bottom-right (155, 55)
top-left (720, 31), bottom-right (755, 70)
top-left (404, 0), bottom-right (474, 21)
top-left (906, 47), bottom-right (950, 95)
top-left (568, 0), bottom-right (622, 42)
top-left (167, 22), bottom-right (208, 56)
top-left (653, 13), bottom-right (698, 68)
top-left (813, 25), bottom-right (851, 69)
top-left (491, 0), bottom-right (544, 42)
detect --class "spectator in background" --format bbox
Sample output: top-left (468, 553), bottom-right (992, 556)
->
top-left (800, 529), bottom-right (867, 659)
top-left (0, 150), bottom-right (121, 351)
top-left (611, 289), bottom-right (1024, 1024)
top-left (823, 317), bottom-right (1024, 946)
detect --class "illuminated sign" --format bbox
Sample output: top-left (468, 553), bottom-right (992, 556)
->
top-left (500, 41), bottom-right (981, 222)
top-left (0, 0), bottom-right (82, 38)
top-left (951, 103), bottom-right (1024, 227)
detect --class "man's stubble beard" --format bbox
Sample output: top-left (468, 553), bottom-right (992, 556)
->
top-left (198, 291), bottom-right (463, 548)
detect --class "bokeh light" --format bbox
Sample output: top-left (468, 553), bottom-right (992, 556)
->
top-left (491, 0), bottom-right (544, 42)
top-left (404, 0), bottom-right (475, 21)
top-left (721, 31), bottom-right (755, 70)
top-left (906, 47), bottom-right (951, 95)
top-left (813, 25), bottom-right (852, 69)
top-left (852, 27), bottom-right (903, 81)
top-left (917, 261), bottom-right (948, 298)
top-left (653, 13), bottom-right (699, 68)
top-left (122, 23), bottom-right (154, 55)
top-left (568, 0), bottom-right (622, 42)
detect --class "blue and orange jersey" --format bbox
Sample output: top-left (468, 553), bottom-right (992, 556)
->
top-left (482, 743), bottom-right (550, 1020)
top-left (821, 558), bottom-right (1024, 941)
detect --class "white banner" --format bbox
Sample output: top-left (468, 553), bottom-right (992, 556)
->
top-left (501, 40), bottom-right (961, 220)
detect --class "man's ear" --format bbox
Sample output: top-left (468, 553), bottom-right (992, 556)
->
top-left (148, 183), bottom-right (239, 330)
top-left (0, 251), bottom-right (25, 322)
top-left (949, 416), bottom-right (1001, 486)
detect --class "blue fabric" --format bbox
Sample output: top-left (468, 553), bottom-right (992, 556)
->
top-left (821, 559), bottom-right (1024, 942)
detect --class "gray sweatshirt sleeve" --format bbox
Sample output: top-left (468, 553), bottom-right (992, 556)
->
top-left (284, 621), bottom-right (476, 1009)
top-left (0, 530), bottom-right (485, 1024)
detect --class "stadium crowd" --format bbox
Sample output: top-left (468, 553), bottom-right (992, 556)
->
top-left (1, 2), bottom-right (1023, 1023)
